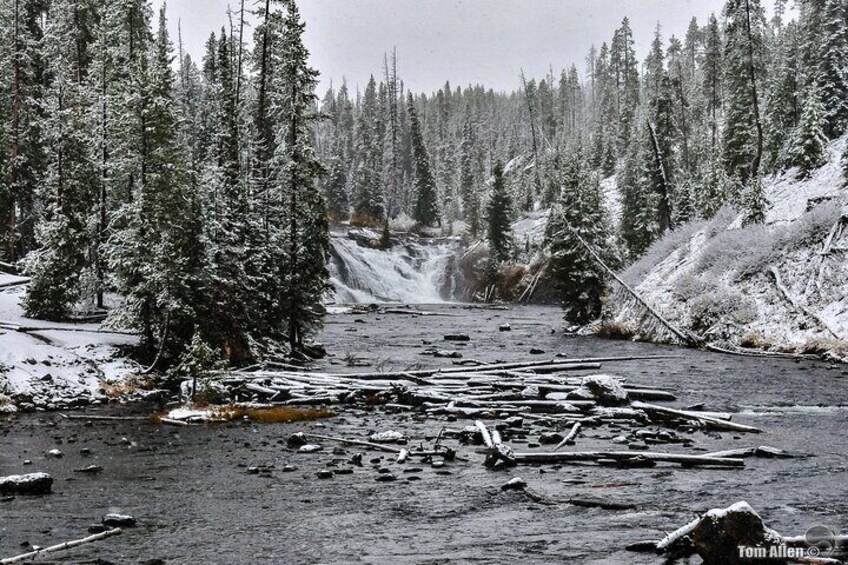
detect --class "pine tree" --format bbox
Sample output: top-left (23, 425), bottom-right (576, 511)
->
top-left (23, 0), bottom-right (98, 320)
top-left (110, 5), bottom-right (208, 356)
top-left (788, 85), bottom-right (827, 178)
top-left (545, 160), bottom-right (608, 325)
top-left (722, 0), bottom-right (765, 190)
top-left (3, 0), bottom-right (47, 261)
top-left (743, 177), bottom-right (768, 225)
top-left (267, 0), bottom-right (329, 353)
top-left (408, 93), bottom-right (439, 227)
top-left (811, 0), bottom-right (848, 137)
top-left (486, 161), bottom-right (513, 266)
top-left (351, 76), bottom-right (384, 224)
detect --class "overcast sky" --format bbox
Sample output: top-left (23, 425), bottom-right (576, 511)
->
top-left (157, 0), bottom-right (780, 94)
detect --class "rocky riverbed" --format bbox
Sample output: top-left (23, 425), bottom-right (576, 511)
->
top-left (1, 305), bottom-right (847, 564)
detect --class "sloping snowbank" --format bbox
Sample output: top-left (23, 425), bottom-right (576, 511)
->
top-left (0, 280), bottom-right (140, 411)
top-left (611, 138), bottom-right (848, 359)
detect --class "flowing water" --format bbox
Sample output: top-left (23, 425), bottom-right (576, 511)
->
top-left (328, 234), bottom-right (463, 304)
top-left (1, 305), bottom-right (847, 564)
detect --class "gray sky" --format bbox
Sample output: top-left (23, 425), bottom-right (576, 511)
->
top-left (159, 0), bottom-right (779, 94)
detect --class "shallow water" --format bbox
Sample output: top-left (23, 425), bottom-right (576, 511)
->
top-left (1, 305), bottom-right (847, 564)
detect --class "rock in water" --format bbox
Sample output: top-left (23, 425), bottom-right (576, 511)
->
top-left (692, 502), bottom-right (784, 564)
top-left (0, 473), bottom-right (53, 495)
top-left (568, 374), bottom-right (629, 406)
top-left (501, 477), bottom-right (527, 491)
top-left (102, 513), bottom-right (137, 527)
top-left (443, 334), bottom-right (470, 342)
top-left (368, 430), bottom-right (405, 443)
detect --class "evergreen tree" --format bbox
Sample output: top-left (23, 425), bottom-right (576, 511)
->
top-left (408, 93), bottom-right (439, 226)
top-left (110, 5), bottom-right (208, 356)
top-left (788, 85), bottom-right (827, 178)
top-left (267, 0), bottom-right (329, 353)
top-left (24, 0), bottom-right (97, 320)
top-left (3, 0), bottom-right (47, 261)
top-left (722, 0), bottom-right (765, 190)
top-left (486, 161), bottom-right (513, 266)
top-left (545, 160), bottom-right (608, 325)
top-left (351, 76), bottom-right (384, 223)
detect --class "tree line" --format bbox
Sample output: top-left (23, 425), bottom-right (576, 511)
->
top-left (312, 0), bottom-right (847, 322)
top-left (0, 0), bottom-right (328, 366)
top-left (1, 0), bottom-right (845, 358)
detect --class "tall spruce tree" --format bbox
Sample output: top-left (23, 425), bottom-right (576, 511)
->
top-left (545, 159), bottom-right (609, 325)
top-left (110, 5), bottom-right (208, 356)
top-left (23, 0), bottom-right (97, 320)
top-left (486, 161), bottom-right (513, 266)
top-left (408, 93), bottom-right (439, 226)
top-left (268, 0), bottom-right (329, 353)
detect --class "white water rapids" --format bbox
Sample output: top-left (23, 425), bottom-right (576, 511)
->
top-left (328, 235), bottom-right (462, 304)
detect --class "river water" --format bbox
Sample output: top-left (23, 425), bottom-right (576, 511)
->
top-left (1, 305), bottom-right (847, 564)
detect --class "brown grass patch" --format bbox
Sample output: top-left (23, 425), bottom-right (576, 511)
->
top-left (158, 404), bottom-right (336, 424)
top-left (101, 374), bottom-right (154, 398)
top-left (594, 321), bottom-right (636, 341)
top-left (739, 331), bottom-right (773, 350)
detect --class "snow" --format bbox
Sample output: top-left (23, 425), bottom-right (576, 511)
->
top-left (0, 281), bottom-right (140, 408)
top-left (612, 135), bottom-right (848, 359)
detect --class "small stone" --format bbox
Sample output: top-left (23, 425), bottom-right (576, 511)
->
top-left (499, 324), bottom-right (512, 332)
top-left (504, 416), bottom-right (524, 428)
top-left (74, 465), bottom-right (103, 474)
top-left (88, 524), bottom-right (109, 534)
top-left (538, 432), bottom-right (565, 445)
top-left (299, 444), bottom-right (322, 453)
top-left (102, 513), bottom-right (136, 527)
top-left (611, 435), bottom-right (628, 444)
top-left (316, 470), bottom-right (334, 479)
top-left (375, 474), bottom-right (396, 482)
top-left (46, 449), bottom-right (63, 458)
top-left (334, 468), bottom-right (354, 475)
top-left (529, 348), bottom-right (545, 355)
top-left (22, 460), bottom-right (32, 466)
top-left (247, 466), bottom-right (260, 475)
top-left (501, 477), bottom-right (527, 491)
top-left (281, 465), bottom-right (297, 473)
top-left (377, 467), bottom-right (392, 474)
top-left (79, 448), bottom-right (92, 456)
top-left (443, 334), bottom-right (470, 342)
top-left (368, 430), bottom-right (405, 443)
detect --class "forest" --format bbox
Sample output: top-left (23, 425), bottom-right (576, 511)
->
top-left (0, 0), bottom-right (845, 366)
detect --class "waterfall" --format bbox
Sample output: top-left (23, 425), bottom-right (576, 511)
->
top-left (328, 233), bottom-right (463, 304)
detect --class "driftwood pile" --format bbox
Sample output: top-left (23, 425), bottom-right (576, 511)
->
top-left (183, 354), bottom-right (796, 470)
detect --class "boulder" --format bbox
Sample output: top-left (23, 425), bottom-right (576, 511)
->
top-left (0, 472), bottom-right (53, 495)
top-left (568, 374), bottom-right (629, 406)
top-left (692, 502), bottom-right (784, 564)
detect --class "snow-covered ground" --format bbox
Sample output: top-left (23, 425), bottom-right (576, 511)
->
top-left (611, 137), bottom-right (848, 359)
top-left (0, 278), bottom-right (140, 411)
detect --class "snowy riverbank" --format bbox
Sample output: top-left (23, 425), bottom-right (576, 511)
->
top-left (0, 279), bottom-right (140, 412)
top-left (610, 137), bottom-right (848, 360)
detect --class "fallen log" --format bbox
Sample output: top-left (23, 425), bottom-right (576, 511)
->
top-left (553, 422), bottom-right (582, 451)
top-left (631, 401), bottom-right (763, 434)
top-left (0, 528), bottom-right (121, 564)
top-left (505, 450), bottom-right (744, 468)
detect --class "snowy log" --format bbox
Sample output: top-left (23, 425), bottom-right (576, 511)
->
top-left (631, 401), bottom-right (763, 433)
top-left (507, 450), bottom-right (744, 468)
top-left (0, 528), bottom-right (121, 564)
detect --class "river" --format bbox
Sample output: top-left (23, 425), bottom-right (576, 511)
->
top-left (1, 304), bottom-right (847, 564)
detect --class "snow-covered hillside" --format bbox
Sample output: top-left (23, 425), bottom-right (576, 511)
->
top-left (611, 138), bottom-right (848, 360)
top-left (0, 278), bottom-right (140, 412)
